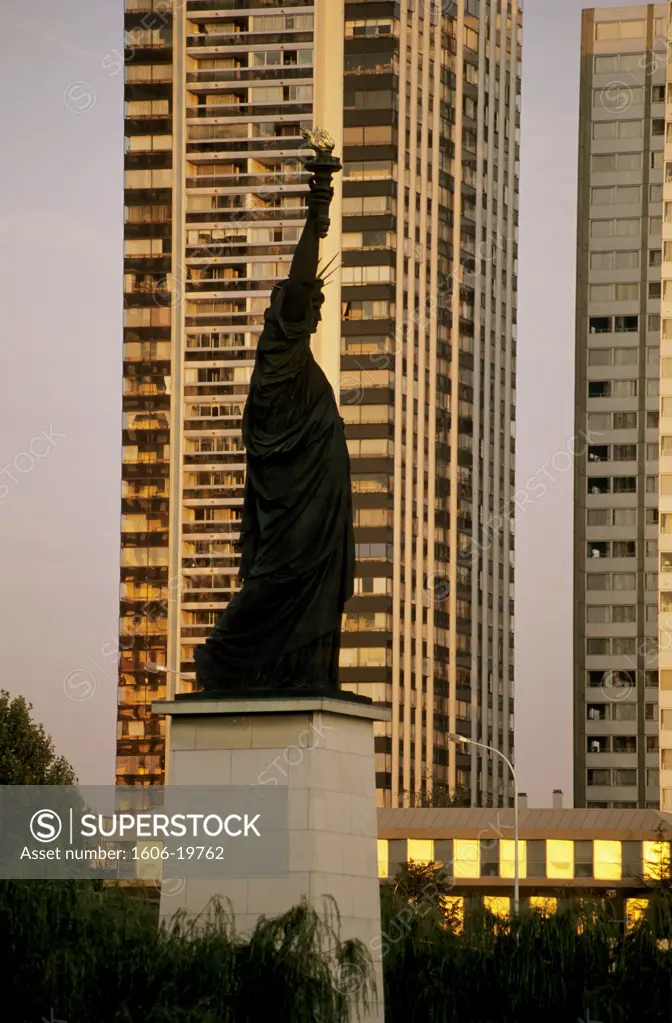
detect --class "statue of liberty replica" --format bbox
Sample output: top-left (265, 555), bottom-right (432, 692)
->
top-left (195, 132), bottom-right (354, 693)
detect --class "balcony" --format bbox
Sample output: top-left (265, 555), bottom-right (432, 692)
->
top-left (188, 0), bottom-right (314, 9)
top-left (187, 31), bottom-right (313, 49)
top-left (186, 171), bottom-right (308, 190)
top-left (186, 102), bottom-right (312, 119)
top-left (187, 65), bottom-right (312, 86)
top-left (126, 0), bottom-right (172, 10)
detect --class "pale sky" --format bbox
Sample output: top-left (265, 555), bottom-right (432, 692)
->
top-left (0, 0), bottom-right (643, 806)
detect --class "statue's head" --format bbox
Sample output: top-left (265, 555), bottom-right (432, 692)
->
top-left (310, 280), bottom-right (325, 332)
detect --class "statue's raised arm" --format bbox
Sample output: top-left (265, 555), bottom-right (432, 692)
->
top-left (194, 133), bottom-right (353, 694)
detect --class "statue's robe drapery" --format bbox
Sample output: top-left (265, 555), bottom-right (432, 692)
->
top-left (194, 279), bottom-right (355, 690)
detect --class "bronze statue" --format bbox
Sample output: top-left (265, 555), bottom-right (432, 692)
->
top-left (194, 133), bottom-right (354, 692)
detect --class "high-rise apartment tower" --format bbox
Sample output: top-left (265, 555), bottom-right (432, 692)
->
top-left (117, 0), bottom-right (522, 808)
top-left (575, 5), bottom-right (669, 810)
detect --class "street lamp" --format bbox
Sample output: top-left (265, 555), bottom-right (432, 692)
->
top-left (447, 732), bottom-right (520, 914)
top-left (144, 662), bottom-right (196, 701)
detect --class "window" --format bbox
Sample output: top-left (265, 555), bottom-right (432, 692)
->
top-left (615, 250), bottom-right (639, 269)
top-left (587, 574), bottom-right (610, 590)
top-left (614, 412), bottom-right (637, 428)
top-left (590, 252), bottom-right (613, 270)
top-left (587, 606), bottom-right (609, 623)
top-left (590, 284), bottom-right (612, 302)
top-left (407, 839), bottom-right (434, 864)
top-left (613, 736), bottom-right (636, 753)
top-left (500, 840), bottom-right (527, 879)
top-left (626, 898), bottom-right (649, 929)
top-left (652, 84), bottom-right (666, 103)
top-left (642, 842), bottom-right (666, 883)
top-left (612, 605), bottom-right (636, 623)
top-left (613, 444), bottom-right (636, 460)
top-left (614, 769), bottom-right (637, 786)
top-left (588, 509), bottom-right (610, 526)
top-left (593, 120), bottom-right (617, 138)
top-left (648, 314), bottom-right (660, 332)
top-left (614, 703), bottom-right (636, 721)
top-left (617, 152), bottom-right (642, 172)
top-left (594, 86), bottom-right (643, 108)
top-left (587, 638), bottom-right (610, 655)
top-left (594, 840), bottom-right (622, 880)
top-left (615, 218), bottom-right (640, 236)
top-left (588, 381), bottom-right (610, 398)
top-left (613, 480), bottom-right (636, 495)
top-left (529, 896), bottom-right (557, 916)
top-left (612, 381), bottom-right (637, 398)
top-left (589, 349), bottom-right (611, 366)
top-left (613, 573), bottom-right (636, 589)
top-left (589, 316), bottom-right (612, 333)
top-left (591, 154), bottom-right (615, 173)
top-left (613, 349), bottom-right (637, 366)
top-left (591, 220), bottom-right (614, 238)
top-left (587, 704), bottom-right (608, 721)
top-left (614, 508), bottom-right (636, 526)
top-left (615, 316), bottom-right (638, 332)
top-left (649, 282), bottom-right (662, 300)
top-left (619, 186), bottom-right (641, 205)
top-left (650, 216), bottom-right (662, 235)
top-left (453, 838), bottom-right (480, 878)
top-left (377, 839), bottom-right (388, 878)
top-left (547, 840), bottom-right (574, 878)
top-left (591, 187), bottom-right (614, 206)
top-left (650, 249), bottom-right (662, 266)
top-left (613, 637), bottom-right (636, 654)
top-left (595, 20), bottom-right (645, 40)
top-left (615, 283), bottom-right (639, 301)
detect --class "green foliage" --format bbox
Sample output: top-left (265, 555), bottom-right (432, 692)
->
top-left (0, 690), bottom-right (76, 785)
top-left (381, 871), bottom-right (672, 1023)
top-left (0, 881), bottom-right (374, 1023)
top-left (404, 779), bottom-right (471, 807)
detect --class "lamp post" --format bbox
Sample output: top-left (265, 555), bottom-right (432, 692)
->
top-left (144, 662), bottom-right (195, 700)
top-left (447, 732), bottom-right (520, 914)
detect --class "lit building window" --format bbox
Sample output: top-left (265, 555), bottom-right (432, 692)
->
top-left (625, 897), bottom-right (649, 929)
top-left (407, 839), bottom-right (434, 865)
top-left (643, 841), bottom-right (670, 880)
top-left (454, 838), bottom-right (481, 878)
top-left (441, 896), bottom-right (464, 932)
top-left (594, 840), bottom-right (622, 880)
top-left (529, 896), bottom-right (557, 916)
top-left (377, 839), bottom-right (388, 878)
top-left (484, 896), bottom-right (510, 918)
top-left (500, 839), bottom-right (527, 878)
top-left (547, 840), bottom-right (574, 879)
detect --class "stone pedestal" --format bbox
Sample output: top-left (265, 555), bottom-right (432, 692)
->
top-left (152, 693), bottom-right (388, 1023)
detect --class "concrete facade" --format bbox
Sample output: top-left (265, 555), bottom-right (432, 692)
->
top-left (154, 695), bottom-right (389, 1023)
